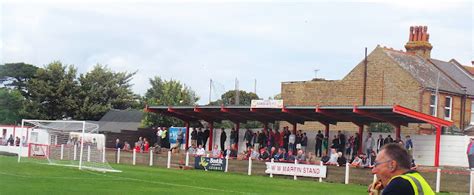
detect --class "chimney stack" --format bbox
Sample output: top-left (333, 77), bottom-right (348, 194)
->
top-left (405, 26), bottom-right (433, 59)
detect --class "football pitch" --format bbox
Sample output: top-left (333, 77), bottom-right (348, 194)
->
top-left (0, 155), bottom-right (373, 194)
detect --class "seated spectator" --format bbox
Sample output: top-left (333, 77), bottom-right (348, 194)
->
top-left (259, 147), bottom-right (270, 160)
top-left (269, 147), bottom-right (277, 158)
top-left (250, 148), bottom-right (259, 159)
top-left (223, 145), bottom-right (232, 158)
top-left (296, 149), bottom-right (306, 162)
top-left (351, 155), bottom-right (363, 167)
top-left (325, 148), bottom-right (338, 165)
top-left (187, 144), bottom-right (197, 155)
top-left (273, 148), bottom-right (285, 161)
top-left (337, 152), bottom-right (346, 166)
top-left (195, 145), bottom-right (206, 156)
top-left (306, 152), bottom-right (317, 164)
top-left (286, 150), bottom-right (295, 161)
top-left (211, 145), bottom-right (221, 158)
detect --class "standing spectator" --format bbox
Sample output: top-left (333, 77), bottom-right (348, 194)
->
top-left (123, 141), bottom-right (131, 151)
top-left (405, 135), bottom-right (413, 156)
top-left (288, 132), bottom-right (296, 152)
top-left (134, 142), bottom-right (141, 152)
top-left (376, 134), bottom-right (384, 153)
top-left (353, 133), bottom-right (360, 156)
top-left (115, 138), bottom-right (122, 149)
top-left (191, 128), bottom-right (198, 147)
top-left (137, 137), bottom-right (144, 152)
top-left (15, 136), bottom-right (20, 146)
top-left (273, 129), bottom-right (281, 148)
top-left (301, 133), bottom-right (308, 153)
top-left (365, 132), bottom-right (375, 165)
top-left (203, 128), bottom-right (210, 149)
top-left (156, 127), bottom-right (163, 148)
top-left (197, 128), bottom-right (204, 147)
top-left (384, 135), bottom-right (394, 144)
top-left (220, 128), bottom-right (227, 151)
top-left (177, 129), bottom-right (184, 149)
top-left (315, 130), bottom-right (324, 157)
top-left (255, 131), bottom-right (262, 150)
top-left (144, 138), bottom-right (150, 152)
top-left (331, 135), bottom-right (339, 149)
top-left (244, 128), bottom-right (253, 148)
top-left (338, 131), bottom-right (346, 153)
top-left (21, 136), bottom-right (27, 147)
top-left (7, 134), bottom-right (14, 146)
top-left (252, 132), bottom-right (257, 148)
top-left (283, 127), bottom-right (290, 152)
top-left (322, 135), bottom-right (329, 156)
top-left (230, 128), bottom-right (237, 147)
top-left (467, 138), bottom-right (474, 170)
top-left (162, 127), bottom-right (169, 148)
top-left (346, 135), bottom-right (354, 158)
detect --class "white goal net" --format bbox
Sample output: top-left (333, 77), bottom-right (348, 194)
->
top-left (18, 119), bottom-right (120, 172)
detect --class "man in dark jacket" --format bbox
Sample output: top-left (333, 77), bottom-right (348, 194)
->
top-left (220, 128), bottom-right (227, 151)
top-left (203, 128), bottom-right (210, 148)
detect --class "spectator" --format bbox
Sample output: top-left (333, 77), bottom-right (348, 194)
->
top-left (376, 134), bottom-right (384, 153)
top-left (286, 150), bottom-right (295, 161)
top-left (337, 152), bottom-right (346, 166)
top-left (250, 147), bottom-right (259, 159)
top-left (301, 133), bottom-right (308, 153)
top-left (273, 148), bottom-right (285, 161)
top-left (353, 133), bottom-right (360, 157)
top-left (15, 136), bottom-right (20, 146)
top-left (177, 129), bottom-right (184, 148)
top-left (220, 128), bottom-right (227, 151)
top-left (144, 138), bottom-right (150, 152)
top-left (365, 132), bottom-right (375, 165)
top-left (467, 137), bottom-right (474, 170)
top-left (230, 128), bottom-right (237, 146)
top-left (187, 144), bottom-right (197, 155)
top-left (338, 131), bottom-right (346, 153)
top-left (283, 127), bottom-right (290, 152)
top-left (211, 145), bottom-right (221, 158)
top-left (325, 148), bottom-right (338, 165)
top-left (115, 138), bottom-right (122, 149)
top-left (288, 132), bottom-right (295, 152)
top-left (21, 136), bottom-right (27, 147)
top-left (134, 142), bottom-right (140, 152)
top-left (161, 127), bottom-right (168, 148)
top-left (306, 152), bottom-right (317, 163)
top-left (315, 130), bottom-right (324, 157)
top-left (346, 135), bottom-right (354, 159)
top-left (244, 128), bottom-right (253, 148)
top-left (296, 149), bottom-right (306, 162)
top-left (203, 128), bottom-right (210, 148)
top-left (197, 128), bottom-right (204, 147)
top-left (351, 155), bottom-right (364, 167)
top-left (123, 141), bottom-right (131, 151)
top-left (322, 135), bottom-right (329, 155)
top-left (331, 135), bottom-right (339, 149)
top-left (258, 147), bottom-right (270, 160)
top-left (156, 127), bottom-right (163, 148)
top-left (384, 135), bottom-right (394, 144)
top-left (137, 137), bottom-right (144, 152)
top-left (191, 128), bottom-right (198, 148)
top-left (195, 145), bottom-right (206, 156)
top-left (405, 135), bottom-right (413, 156)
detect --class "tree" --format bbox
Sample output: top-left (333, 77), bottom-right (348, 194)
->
top-left (142, 77), bottom-right (199, 127)
top-left (23, 62), bottom-right (79, 120)
top-left (369, 123), bottom-right (394, 133)
top-left (0, 88), bottom-right (24, 124)
top-left (0, 63), bottom-right (39, 97)
top-left (209, 90), bottom-right (259, 106)
top-left (75, 65), bottom-right (138, 120)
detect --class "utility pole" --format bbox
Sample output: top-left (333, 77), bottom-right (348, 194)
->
top-left (254, 79), bottom-right (257, 95)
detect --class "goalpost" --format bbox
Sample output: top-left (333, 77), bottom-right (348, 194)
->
top-left (18, 119), bottom-right (120, 172)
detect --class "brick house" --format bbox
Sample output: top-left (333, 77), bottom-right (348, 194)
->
top-left (281, 26), bottom-right (474, 135)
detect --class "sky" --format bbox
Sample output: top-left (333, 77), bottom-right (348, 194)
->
top-left (1, 0), bottom-right (472, 105)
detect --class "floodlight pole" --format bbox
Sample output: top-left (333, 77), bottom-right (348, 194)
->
top-left (18, 119), bottom-right (25, 163)
top-left (79, 121), bottom-right (86, 170)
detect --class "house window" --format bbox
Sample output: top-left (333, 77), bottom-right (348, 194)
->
top-left (430, 93), bottom-right (437, 116)
top-left (471, 101), bottom-right (474, 125)
top-left (444, 96), bottom-right (452, 120)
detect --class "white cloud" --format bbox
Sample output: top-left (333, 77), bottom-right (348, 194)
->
top-left (1, 1), bottom-right (472, 104)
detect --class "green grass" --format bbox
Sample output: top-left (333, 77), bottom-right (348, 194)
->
top-left (0, 155), bottom-right (402, 194)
